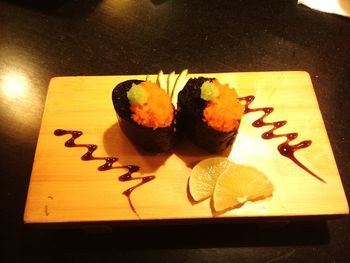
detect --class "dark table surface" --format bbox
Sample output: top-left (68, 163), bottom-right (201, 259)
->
top-left (1, 0), bottom-right (350, 262)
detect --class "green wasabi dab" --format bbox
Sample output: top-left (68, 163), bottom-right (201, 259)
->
top-left (127, 83), bottom-right (149, 105)
top-left (200, 81), bottom-right (219, 101)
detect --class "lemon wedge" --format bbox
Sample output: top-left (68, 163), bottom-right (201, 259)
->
top-left (213, 165), bottom-right (274, 212)
top-left (189, 157), bottom-right (234, 202)
top-left (189, 157), bottom-right (274, 212)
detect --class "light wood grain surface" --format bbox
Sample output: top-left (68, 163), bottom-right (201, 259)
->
top-left (23, 71), bottom-right (349, 224)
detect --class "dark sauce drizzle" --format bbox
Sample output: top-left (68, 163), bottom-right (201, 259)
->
top-left (239, 96), bottom-right (325, 183)
top-left (54, 129), bottom-right (155, 216)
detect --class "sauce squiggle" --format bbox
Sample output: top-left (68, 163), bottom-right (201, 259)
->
top-left (239, 96), bottom-right (325, 183)
top-left (54, 129), bottom-right (155, 216)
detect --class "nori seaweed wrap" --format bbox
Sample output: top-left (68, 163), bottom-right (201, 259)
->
top-left (177, 77), bottom-right (244, 153)
top-left (112, 79), bottom-right (178, 152)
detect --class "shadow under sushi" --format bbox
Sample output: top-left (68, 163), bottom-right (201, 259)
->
top-left (173, 137), bottom-right (233, 169)
top-left (103, 121), bottom-right (233, 175)
top-left (103, 123), bottom-right (174, 174)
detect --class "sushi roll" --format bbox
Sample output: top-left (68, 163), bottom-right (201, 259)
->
top-left (112, 79), bottom-right (177, 152)
top-left (177, 77), bottom-right (244, 153)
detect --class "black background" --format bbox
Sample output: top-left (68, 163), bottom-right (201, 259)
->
top-left (1, 0), bottom-right (349, 262)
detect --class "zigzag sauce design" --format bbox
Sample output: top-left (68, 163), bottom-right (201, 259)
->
top-left (239, 96), bottom-right (325, 183)
top-left (54, 129), bottom-right (155, 217)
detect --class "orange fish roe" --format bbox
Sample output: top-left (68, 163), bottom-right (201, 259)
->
top-left (203, 80), bottom-right (244, 132)
top-left (130, 81), bottom-right (174, 128)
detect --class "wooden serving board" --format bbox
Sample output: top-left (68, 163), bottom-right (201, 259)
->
top-left (24, 71), bottom-right (349, 225)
